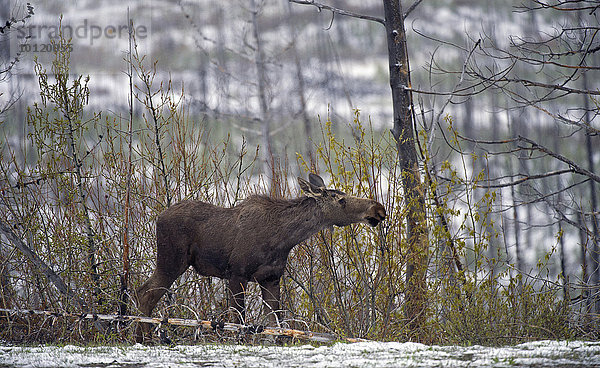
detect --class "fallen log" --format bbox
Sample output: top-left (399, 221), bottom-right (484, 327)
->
top-left (0, 308), bottom-right (368, 343)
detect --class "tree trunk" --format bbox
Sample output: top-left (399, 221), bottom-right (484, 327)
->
top-left (215, 5), bottom-right (229, 111)
top-left (64, 105), bottom-right (101, 306)
top-left (284, 1), bottom-right (314, 167)
top-left (508, 114), bottom-right (524, 283)
top-left (250, 0), bottom-right (274, 184)
top-left (382, 0), bottom-right (429, 339)
top-left (577, 212), bottom-right (590, 312)
top-left (582, 53), bottom-right (599, 313)
top-left (121, 16), bottom-right (135, 316)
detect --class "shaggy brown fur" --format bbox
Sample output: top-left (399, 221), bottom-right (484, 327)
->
top-left (136, 174), bottom-right (385, 340)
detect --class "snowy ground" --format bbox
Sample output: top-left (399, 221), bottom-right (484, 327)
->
top-left (2, 340), bottom-right (600, 367)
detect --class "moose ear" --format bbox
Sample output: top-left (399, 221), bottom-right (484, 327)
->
top-left (308, 173), bottom-right (326, 188)
top-left (298, 176), bottom-right (324, 198)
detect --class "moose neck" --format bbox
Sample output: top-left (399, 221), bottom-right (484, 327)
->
top-left (267, 196), bottom-right (326, 252)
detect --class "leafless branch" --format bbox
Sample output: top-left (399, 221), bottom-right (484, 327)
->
top-left (518, 0), bottom-right (600, 13)
top-left (503, 78), bottom-right (600, 96)
top-left (0, 219), bottom-right (84, 309)
top-left (517, 136), bottom-right (600, 185)
top-left (475, 169), bottom-right (575, 189)
top-left (404, 0), bottom-right (424, 18)
top-left (288, 0), bottom-right (385, 25)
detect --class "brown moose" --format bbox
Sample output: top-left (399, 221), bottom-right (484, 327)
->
top-left (136, 173), bottom-right (386, 339)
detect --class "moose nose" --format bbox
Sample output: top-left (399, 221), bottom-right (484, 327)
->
top-left (366, 202), bottom-right (386, 227)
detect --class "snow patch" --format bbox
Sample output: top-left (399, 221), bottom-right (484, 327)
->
top-left (2, 341), bottom-right (600, 367)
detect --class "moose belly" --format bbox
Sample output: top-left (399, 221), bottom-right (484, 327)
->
top-left (190, 248), bottom-right (230, 278)
top-left (248, 256), bottom-right (287, 283)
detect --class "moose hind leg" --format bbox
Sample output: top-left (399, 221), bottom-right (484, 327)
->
top-left (135, 265), bottom-right (189, 342)
top-left (136, 271), bottom-right (173, 316)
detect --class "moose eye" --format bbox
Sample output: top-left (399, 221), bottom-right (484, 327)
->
top-left (338, 197), bottom-right (346, 206)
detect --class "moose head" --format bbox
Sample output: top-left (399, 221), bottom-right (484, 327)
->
top-left (298, 173), bottom-right (386, 227)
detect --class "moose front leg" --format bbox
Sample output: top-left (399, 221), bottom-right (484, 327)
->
top-left (228, 276), bottom-right (248, 324)
top-left (259, 278), bottom-right (281, 326)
